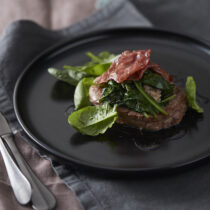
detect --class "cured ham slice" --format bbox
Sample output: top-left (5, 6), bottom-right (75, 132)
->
top-left (94, 49), bottom-right (173, 84)
top-left (147, 62), bottom-right (173, 83)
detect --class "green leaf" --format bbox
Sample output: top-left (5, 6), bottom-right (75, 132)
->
top-left (48, 68), bottom-right (87, 86)
top-left (160, 94), bottom-right (176, 106)
top-left (63, 63), bottom-right (110, 76)
top-left (141, 71), bottom-right (174, 99)
top-left (48, 52), bottom-right (118, 86)
top-left (142, 71), bottom-right (171, 90)
top-left (74, 77), bottom-right (94, 110)
top-left (86, 51), bottom-right (118, 64)
top-left (68, 103), bottom-right (118, 136)
top-left (86, 63), bottom-right (112, 76)
top-left (64, 52), bottom-right (119, 76)
top-left (63, 65), bottom-right (85, 71)
top-left (100, 80), bottom-right (126, 106)
top-left (185, 76), bottom-right (203, 113)
top-left (134, 82), bottom-right (168, 115)
top-left (123, 89), bottom-right (159, 115)
top-left (100, 80), bottom-right (164, 116)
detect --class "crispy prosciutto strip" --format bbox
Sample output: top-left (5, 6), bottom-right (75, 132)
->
top-left (94, 49), bottom-right (173, 84)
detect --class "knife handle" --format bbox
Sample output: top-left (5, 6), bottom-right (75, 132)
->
top-left (2, 134), bottom-right (56, 210)
top-left (0, 137), bottom-right (31, 205)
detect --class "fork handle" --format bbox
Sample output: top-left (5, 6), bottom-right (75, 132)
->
top-left (0, 137), bottom-right (31, 205)
top-left (2, 134), bottom-right (56, 210)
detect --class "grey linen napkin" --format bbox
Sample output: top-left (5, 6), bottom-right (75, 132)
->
top-left (1, 0), bottom-right (210, 210)
top-left (0, 134), bottom-right (82, 210)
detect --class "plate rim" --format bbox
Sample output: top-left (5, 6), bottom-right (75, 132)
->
top-left (13, 27), bottom-right (210, 173)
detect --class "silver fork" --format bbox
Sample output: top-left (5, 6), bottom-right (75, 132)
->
top-left (3, 134), bottom-right (56, 210)
top-left (0, 137), bottom-right (32, 205)
top-left (0, 112), bottom-right (56, 210)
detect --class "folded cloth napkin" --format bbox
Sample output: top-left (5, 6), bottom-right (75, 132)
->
top-left (0, 133), bottom-right (82, 210)
top-left (1, 0), bottom-right (210, 210)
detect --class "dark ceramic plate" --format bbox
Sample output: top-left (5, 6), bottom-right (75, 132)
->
top-left (14, 28), bottom-right (210, 173)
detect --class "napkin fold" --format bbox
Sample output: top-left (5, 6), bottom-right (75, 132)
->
top-left (1, 0), bottom-right (210, 210)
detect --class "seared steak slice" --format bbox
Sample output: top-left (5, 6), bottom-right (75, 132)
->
top-left (143, 85), bottom-right (161, 102)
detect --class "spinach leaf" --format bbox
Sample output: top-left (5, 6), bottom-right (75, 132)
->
top-left (141, 71), bottom-right (174, 99)
top-left (100, 80), bottom-right (126, 106)
top-left (64, 63), bottom-right (111, 76)
top-left (48, 68), bottom-right (87, 86)
top-left (185, 76), bottom-right (203, 113)
top-left (134, 82), bottom-right (168, 115)
top-left (142, 71), bottom-right (171, 90)
top-left (64, 52), bottom-right (119, 76)
top-left (159, 94), bottom-right (176, 106)
top-left (48, 52), bottom-right (118, 86)
top-left (100, 80), bottom-right (167, 116)
top-left (123, 88), bottom-right (159, 115)
top-left (74, 77), bottom-right (94, 110)
top-left (86, 51), bottom-right (117, 64)
top-left (68, 103), bottom-right (118, 136)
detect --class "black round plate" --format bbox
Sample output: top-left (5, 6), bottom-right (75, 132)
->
top-left (14, 28), bottom-right (210, 173)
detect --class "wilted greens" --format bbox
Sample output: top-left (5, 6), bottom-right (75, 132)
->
top-left (141, 71), bottom-right (174, 99)
top-left (100, 71), bottom-right (175, 117)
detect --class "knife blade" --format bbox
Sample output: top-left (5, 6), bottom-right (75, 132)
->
top-left (0, 113), bottom-right (56, 210)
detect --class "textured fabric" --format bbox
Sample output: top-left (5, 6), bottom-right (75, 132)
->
top-left (0, 0), bottom-right (96, 33)
top-left (0, 134), bottom-right (82, 210)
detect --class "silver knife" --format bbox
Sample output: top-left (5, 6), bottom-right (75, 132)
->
top-left (0, 115), bottom-right (31, 205)
top-left (0, 113), bottom-right (56, 210)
